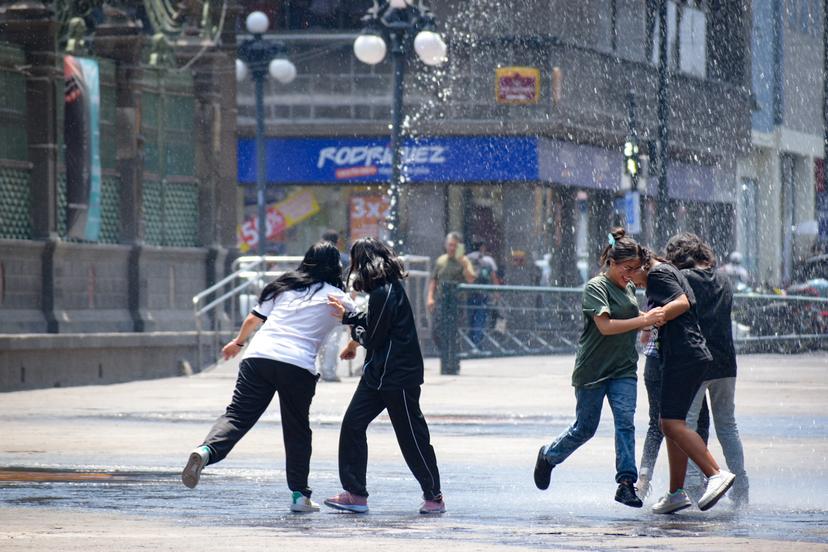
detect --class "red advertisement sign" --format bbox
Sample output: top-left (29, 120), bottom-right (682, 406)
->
top-left (496, 67), bottom-right (540, 104)
top-left (349, 194), bottom-right (390, 242)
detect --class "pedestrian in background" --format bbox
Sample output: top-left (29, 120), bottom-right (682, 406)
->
top-left (534, 228), bottom-right (664, 508)
top-left (427, 232), bottom-right (476, 353)
top-left (466, 240), bottom-right (501, 347)
top-left (666, 233), bottom-right (749, 507)
top-left (180, 241), bottom-right (354, 513)
top-left (326, 237), bottom-right (445, 515)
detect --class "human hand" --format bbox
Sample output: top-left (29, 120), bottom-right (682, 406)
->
top-left (427, 297), bottom-right (436, 313)
top-left (327, 294), bottom-right (346, 320)
top-left (340, 340), bottom-right (358, 360)
top-left (645, 307), bottom-right (666, 327)
top-left (222, 340), bottom-right (243, 361)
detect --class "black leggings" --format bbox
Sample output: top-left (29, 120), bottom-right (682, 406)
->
top-left (202, 357), bottom-right (318, 497)
top-left (338, 379), bottom-right (442, 501)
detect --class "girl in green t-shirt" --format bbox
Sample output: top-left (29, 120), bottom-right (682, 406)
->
top-left (533, 228), bottom-right (665, 508)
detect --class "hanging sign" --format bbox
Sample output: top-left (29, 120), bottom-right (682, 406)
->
top-left (237, 190), bottom-right (320, 252)
top-left (349, 194), bottom-right (391, 242)
top-left (495, 67), bottom-right (540, 104)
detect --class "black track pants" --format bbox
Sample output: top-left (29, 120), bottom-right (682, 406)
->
top-left (338, 379), bottom-right (442, 501)
top-left (202, 357), bottom-right (317, 497)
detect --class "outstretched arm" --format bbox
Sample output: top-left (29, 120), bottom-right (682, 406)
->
top-left (222, 313), bottom-right (263, 360)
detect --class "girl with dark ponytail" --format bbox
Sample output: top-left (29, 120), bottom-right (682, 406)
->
top-left (181, 241), bottom-right (355, 513)
top-left (534, 228), bottom-right (665, 508)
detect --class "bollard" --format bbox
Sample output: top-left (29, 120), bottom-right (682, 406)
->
top-left (439, 282), bottom-right (460, 375)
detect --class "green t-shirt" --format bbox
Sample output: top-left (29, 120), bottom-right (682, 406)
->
top-left (433, 254), bottom-right (466, 298)
top-left (571, 274), bottom-right (640, 387)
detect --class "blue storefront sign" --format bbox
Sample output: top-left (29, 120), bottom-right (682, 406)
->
top-left (238, 136), bottom-right (539, 185)
top-left (238, 135), bottom-right (734, 202)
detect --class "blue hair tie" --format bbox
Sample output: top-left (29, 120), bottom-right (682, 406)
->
top-left (607, 233), bottom-right (616, 248)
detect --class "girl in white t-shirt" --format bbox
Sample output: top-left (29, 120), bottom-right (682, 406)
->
top-left (181, 241), bottom-right (355, 513)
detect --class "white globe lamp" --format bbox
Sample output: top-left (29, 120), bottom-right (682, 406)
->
top-left (414, 30), bottom-right (447, 66)
top-left (353, 34), bottom-right (387, 65)
top-left (269, 58), bottom-right (297, 84)
top-left (245, 11), bottom-right (269, 35)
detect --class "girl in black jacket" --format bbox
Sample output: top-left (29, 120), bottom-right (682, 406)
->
top-left (324, 238), bottom-right (444, 515)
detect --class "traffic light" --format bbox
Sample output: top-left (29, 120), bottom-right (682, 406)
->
top-left (623, 138), bottom-right (640, 176)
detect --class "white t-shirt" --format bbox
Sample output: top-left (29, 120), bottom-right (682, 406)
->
top-left (244, 283), bottom-right (356, 374)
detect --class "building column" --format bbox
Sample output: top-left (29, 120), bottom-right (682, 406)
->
top-left (94, 6), bottom-right (145, 245)
top-left (548, 186), bottom-right (580, 286)
top-left (757, 150), bottom-right (782, 285)
top-left (0, 1), bottom-right (60, 240)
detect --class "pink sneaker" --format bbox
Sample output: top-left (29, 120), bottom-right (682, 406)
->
top-left (419, 496), bottom-right (446, 515)
top-left (324, 491), bottom-right (369, 513)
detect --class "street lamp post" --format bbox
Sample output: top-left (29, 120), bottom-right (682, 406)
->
top-left (237, 11), bottom-right (297, 256)
top-left (353, 0), bottom-right (447, 251)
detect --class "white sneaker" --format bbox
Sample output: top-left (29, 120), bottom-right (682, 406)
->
top-left (290, 491), bottom-right (320, 513)
top-left (181, 446), bottom-right (210, 489)
top-left (652, 489), bottom-right (692, 514)
top-left (698, 470), bottom-right (736, 511)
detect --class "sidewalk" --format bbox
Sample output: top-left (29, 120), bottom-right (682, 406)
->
top-left (2, 353), bottom-right (827, 551)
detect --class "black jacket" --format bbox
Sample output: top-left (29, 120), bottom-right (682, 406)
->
top-left (343, 279), bottom-right (424, 390)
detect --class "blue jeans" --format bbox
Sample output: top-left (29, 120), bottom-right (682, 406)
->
top-left (467, 293), bottom-right (488, 347)
top-left (544, 377), bottom-right (638, 483)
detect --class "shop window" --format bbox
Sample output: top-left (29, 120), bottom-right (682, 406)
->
top-left (648, 0), bottom-right (707, 78)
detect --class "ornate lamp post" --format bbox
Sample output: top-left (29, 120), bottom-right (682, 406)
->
top-left (236, 11), bottom-right (297, 256)
top-left (353, 0), bottom-right (447, 251)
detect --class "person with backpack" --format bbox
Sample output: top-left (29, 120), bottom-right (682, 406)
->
top-left (466, 240), bottom-right (501, 347)
top-left (180, 241), bottom-right (355, 513)
top-left (325, 237), bottom-right (445, 515)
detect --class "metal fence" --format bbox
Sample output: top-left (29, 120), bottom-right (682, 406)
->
top-left (437, 283), bottom-right (828, 374)
top-left (193, 254), bottom-right (432, 370)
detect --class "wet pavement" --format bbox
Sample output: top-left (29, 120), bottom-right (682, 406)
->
top-left (1, 353), bottom-right (827, 551)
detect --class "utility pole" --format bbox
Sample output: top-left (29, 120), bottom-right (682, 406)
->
top-left (656, 0), bottom-right (670, 244)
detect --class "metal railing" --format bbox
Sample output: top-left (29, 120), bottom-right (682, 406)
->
top-left (192, 254), bottom-right (433, 371)
top-left (437, 283), bottom-right (828, 374)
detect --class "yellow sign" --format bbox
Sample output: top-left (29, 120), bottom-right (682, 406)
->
top-left (495, 67), bottom-right (540, 104)
top-left (237, 190), bottom-right (321, 252)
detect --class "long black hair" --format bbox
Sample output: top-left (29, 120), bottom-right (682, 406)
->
top-left (258, 241), bottom-right (345, 303)
top-left (347, 237), bottom-right (407, 293)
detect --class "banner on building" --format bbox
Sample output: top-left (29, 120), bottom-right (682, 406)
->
top-left (64, 55), bottom-right (102, 241)
top-left (238, 136), bottom-right (539, 185)
top-left (237, 190), bottom-right (320, 252)
top-left (349, 194), bottom-right (391, 242)
top-left (495, 67), bottom-right (540, 104)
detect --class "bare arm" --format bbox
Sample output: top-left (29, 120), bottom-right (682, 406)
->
top-left (593, 308), bottom-right (664, 337)
top-left (661, 294), bottom-right (691, 321)
top-left (461, 257), bottom-right (477, 283)
top-left (427, 278), bottom-right (438, 312)
top-left (222, 313), bottom-right (263, 360)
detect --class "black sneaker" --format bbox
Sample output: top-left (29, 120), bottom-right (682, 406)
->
top-left (615, 479), bottom-right (643, 508)
top-left (533, 446), bottom-right (554, 490)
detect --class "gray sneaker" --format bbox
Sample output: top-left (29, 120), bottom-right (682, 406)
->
top-left (698, 470), bottom-right (736, 511)
top-left (652, 489), bottom-right (692, 514)
top-left (181, 446), bottom-right (210, 489)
